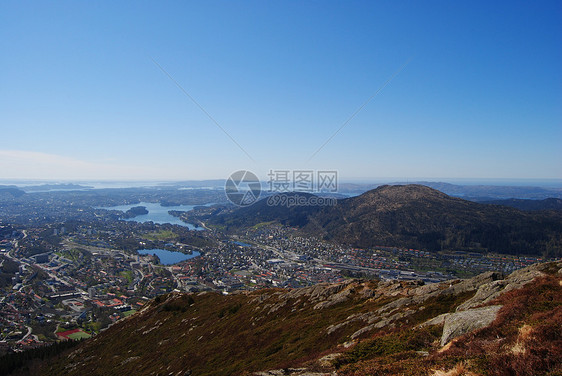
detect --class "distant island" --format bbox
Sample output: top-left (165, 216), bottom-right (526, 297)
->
top-left (122, 206), bottom-right (149, 219)
top-left (22, 183), bottom-right (93, 192)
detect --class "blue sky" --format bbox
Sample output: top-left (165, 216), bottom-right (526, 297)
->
top-left (1, 1), bottom-right (560, 181)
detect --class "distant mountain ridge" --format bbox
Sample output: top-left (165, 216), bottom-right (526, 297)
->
top-left (402, 181), bottom-right (562, 200)
top-left (210, 185), bottom-right (562, 257)
top-left (20, 183), bottom-right (93, 192)
top-left (477, 197), bottom-right (562, 211)
top-left (336, 181), bottom-right (562, 200)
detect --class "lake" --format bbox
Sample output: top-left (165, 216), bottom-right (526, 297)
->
top-left (138, 249), bottom-right (201, 265)
top-left (233, 241), bottom-right (252, 247)
top-left (96, 202), bottom-right (204, 230)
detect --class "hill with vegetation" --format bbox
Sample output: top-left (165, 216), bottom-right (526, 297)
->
top-left (21, 261), bottom-right (562, 376)
top-left (214, 192), bottom-right (325, 228)
top-left (0, 186), bottom-right (26, 199)
top-left (210, 185), bottom-right (562, 257)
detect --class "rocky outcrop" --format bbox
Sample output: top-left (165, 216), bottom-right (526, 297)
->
top-left (254, 369), bottom-right (333, 376)
top-left (456, 261), bottom-right (562, 311)
top-left (440, 305), bottom-right (502, 346)
top-left (419, 263), bottom-right (562, 345)
top-left (284, 281), bottom-right (351, 303)
top-left (421, 304), bottom-right (503, 346)
top-left (420, 313), bottom-right (449, 327)
top-left (314, 286), bottom-right (355, 310)
top-left (455, 280), bottom-right (508, 311)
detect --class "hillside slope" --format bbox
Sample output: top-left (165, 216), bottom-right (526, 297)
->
top-left (37, 261), bottom-right (562, 376)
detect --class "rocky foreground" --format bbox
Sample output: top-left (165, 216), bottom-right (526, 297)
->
top-left (37, 261), bottom-right (562, 376)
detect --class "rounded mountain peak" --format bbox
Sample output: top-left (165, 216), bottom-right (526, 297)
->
top-left (359, 184), bottom-right (451, 202)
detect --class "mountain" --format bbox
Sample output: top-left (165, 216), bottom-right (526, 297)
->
top-left (310, 185), bottom-right (562, 256)
top-left (25, 261), bottom-right (562, 376)
top-left (211, 185), bottom-right (562, 257)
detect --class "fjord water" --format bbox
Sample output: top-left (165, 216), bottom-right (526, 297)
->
top-left (138, 248), bottom-right (201, 265)
top-left (96, 202), bottom-right (203, 230)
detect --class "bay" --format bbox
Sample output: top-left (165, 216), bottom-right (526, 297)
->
top-left (138, 248), bottom-right (200, 265)
top-left (96, 202), bottom-right (204, 230)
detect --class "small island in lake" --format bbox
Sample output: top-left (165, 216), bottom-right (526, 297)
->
top-left (122, 206), bottom-right (149, 219)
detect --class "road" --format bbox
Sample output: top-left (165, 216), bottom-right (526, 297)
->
top-left (19, 325), bottom-right (32, 343)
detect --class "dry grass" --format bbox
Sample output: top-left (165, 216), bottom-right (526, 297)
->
top-left (509, 324), bottom-right (533, 355)
top-left (431, 362), bottom-right (480, 376)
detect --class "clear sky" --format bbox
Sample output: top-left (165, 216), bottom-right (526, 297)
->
top-left (1, 1), bottom-right (560, 182)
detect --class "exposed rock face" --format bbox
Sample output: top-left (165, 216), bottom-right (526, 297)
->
top-left (284, 281), bottom-right (350, 302)
top-left (420, 313), bottom-right (449, 327)
top-left (445, 271), bottom-right (504, 296)
top-left (326, 270), bottom-right (515, 342)
top-left (313, 286), bottom-right (355, 310)
top-left (267, 262), bottom-right (561, 351)
top-left (440, 305), bottom-right (503, 346)
top-left (455, 280), bottom-right (507, 311)
top-left (256, 280), bottom-right (360, 313)
top-left (254, 369), bottom-right (333, 376)
top-left (456, 261), bottom-right (560, 311)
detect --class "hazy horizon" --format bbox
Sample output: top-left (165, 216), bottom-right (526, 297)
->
top-left (2, 177), bottom-right (562, 190)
